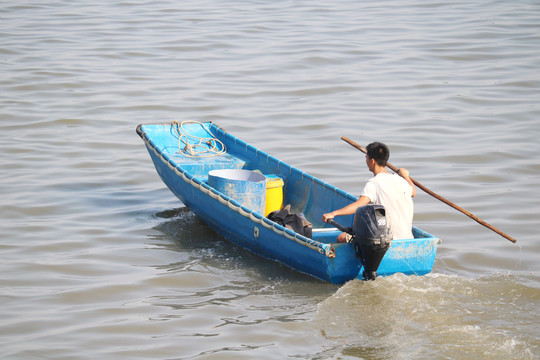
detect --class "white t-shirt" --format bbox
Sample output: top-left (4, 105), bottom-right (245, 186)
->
top-left (361, 173), bottom-right (414, 240)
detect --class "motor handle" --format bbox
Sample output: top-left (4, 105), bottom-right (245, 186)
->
top-left (328, 219), bottom-right (354, 235)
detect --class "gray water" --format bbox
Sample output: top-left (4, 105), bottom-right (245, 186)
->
top-left (1, 1), bottom-right (539, 359)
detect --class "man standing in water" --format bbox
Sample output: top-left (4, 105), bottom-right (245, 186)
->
top-left (322, 142), bottom-right (416, 242)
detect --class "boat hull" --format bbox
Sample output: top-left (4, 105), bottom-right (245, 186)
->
top-left (137, 122), bottom-right (439, 284)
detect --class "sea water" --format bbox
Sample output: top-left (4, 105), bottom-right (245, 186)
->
top-left (1, 1), bottom-right (538, 359)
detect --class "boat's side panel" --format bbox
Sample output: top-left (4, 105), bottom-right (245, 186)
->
top-left (373, 236), bottom-right (439, 278)
top-left (325, 242), bottom-right (363, 283)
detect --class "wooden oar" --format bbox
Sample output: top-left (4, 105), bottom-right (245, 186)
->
top-left (341, 136), bottom-right (517, 243)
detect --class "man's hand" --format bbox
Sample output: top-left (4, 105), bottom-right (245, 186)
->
top-left (397, 168), bottom-right (416, 197)
top-left (322, 212), bottom-right (335, 223)
top-left (397, 168), bottom-right (410, 179)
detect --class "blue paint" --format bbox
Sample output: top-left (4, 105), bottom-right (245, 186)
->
top-left (137, 122), bottom-right (440, 284)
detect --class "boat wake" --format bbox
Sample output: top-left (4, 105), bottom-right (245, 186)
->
top-left (315, 273), bottom-right (537, 359)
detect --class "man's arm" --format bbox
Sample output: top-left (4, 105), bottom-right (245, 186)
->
top-left (322, 195), bottom-right (370, 223)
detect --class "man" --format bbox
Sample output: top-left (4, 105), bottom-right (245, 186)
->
top-left (322, 142), bottom-right (416, 242)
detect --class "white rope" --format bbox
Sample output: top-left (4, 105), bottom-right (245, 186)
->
top-left (171, 120), bottom-right (227, 158)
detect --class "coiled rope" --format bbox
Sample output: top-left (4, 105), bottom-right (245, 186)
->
top-left (171, 120), bottom-right (226, 158)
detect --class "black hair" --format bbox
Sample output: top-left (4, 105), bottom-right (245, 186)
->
top-left (366, 142), bottom-right (389, 166)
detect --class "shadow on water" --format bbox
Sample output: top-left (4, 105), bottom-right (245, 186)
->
top-left (151, 206), bottom-right (337, 291)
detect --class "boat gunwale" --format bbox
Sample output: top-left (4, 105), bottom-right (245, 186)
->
top-left (137, 123), bottom-right (337, 258)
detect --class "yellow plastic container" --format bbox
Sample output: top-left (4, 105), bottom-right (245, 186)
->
top-left (265, 175), bottom-right (284, 216)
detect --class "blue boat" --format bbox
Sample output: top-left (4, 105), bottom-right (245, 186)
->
top-left (137, 121), bottom-right (440, 284)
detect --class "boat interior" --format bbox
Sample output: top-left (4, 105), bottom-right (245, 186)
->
top-left (153, 123), bottom-right (355, 244)
top-left (141, 122), bottom-right (428, 244)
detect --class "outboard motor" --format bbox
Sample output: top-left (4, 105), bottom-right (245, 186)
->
top-left (329, 205), bottom-right (393, 280)
top-left (351, 205), bottom-right (392, 280)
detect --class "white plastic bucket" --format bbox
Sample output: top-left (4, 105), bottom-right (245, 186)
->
top-left (208, 169), bottom-right (266, 214)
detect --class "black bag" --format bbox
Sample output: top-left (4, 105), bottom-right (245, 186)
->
top-left (267, 204), bottom-right (312, 238)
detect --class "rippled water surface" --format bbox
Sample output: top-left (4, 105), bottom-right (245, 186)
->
top-left (1, 1), bottom-right (539, 359)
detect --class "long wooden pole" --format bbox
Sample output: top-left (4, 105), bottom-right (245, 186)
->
top-left (341, 136), bottom-right (517, 243)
